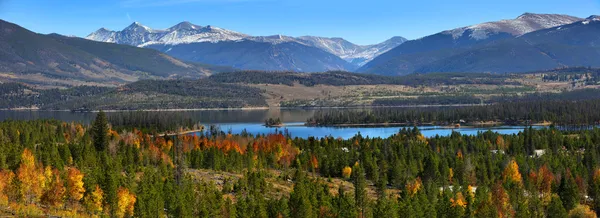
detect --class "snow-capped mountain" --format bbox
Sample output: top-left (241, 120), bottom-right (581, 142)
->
top-left (359, 13), bottom-right (583, 75)
top-left (294, 36), bottom-right (407, 66)
top-left (442, 13), bottom-right (581, 40)
top-left (86, 22), bottom-right (405, 68)
top-left (87, 21), bottom-right (248, 47)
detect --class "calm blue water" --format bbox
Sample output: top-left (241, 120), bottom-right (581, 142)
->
top-left (205, 122), bottom-right (536, 139)
top-left (0, 110), bottom-right (537, 139)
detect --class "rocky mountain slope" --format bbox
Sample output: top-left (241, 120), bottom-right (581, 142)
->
top-left (0, 20), bottom-right (229, 87)
top-left (86, 22), bottom-right (406, 71)
top-left (358, 13), bottom-right (583, 75)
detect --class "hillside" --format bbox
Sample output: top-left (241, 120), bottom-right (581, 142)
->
top-left (145, 40), bottom-right (355, 72)
top-left (359, 13), bottom-right (582, 75)
top-left (415, 16), bottom-right (600, 73)
top-left (0, 19), bottom-right (230, 88)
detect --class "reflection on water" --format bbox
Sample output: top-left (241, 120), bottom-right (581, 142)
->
top-left (0, 109), bottom-right (537, 139)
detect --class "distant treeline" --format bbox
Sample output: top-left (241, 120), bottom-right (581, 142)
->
top-left (373, 95), bottom-right (483, 106)
top-left (209, 71), bottom-right (517, 86)
top-left (106, 111), bottom-right (200, 133)
top-left (308, 99), bottom-right (600, 126)
top-left (0, 79), bottom-right (267, 110)
top-left (373, 89), bottom-right (600, 107)
top-left (0, 83), bottom-right (111, 108)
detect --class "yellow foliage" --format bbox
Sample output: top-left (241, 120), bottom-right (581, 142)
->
top-left (41, 168), bottom-right (66, 208)
top-left (451, 192), bottom-right (467, 208)
top-left (67, 167), bottom-right (85, 202)
top-left (467, 185), bottom-right (476, 198)
top-left (405, 178), bottom-right (422, 197)
top-left (502, 160), bottom-right (523, 185)
top-left (85, 185), bottom-right (104, 214)
top-left (17, 148), bottom-right (44, 204)
top-left (568, 204), bottom-right (597, 218)
top-left (116, 187), bottom-right (136, 218)
top-left (342, 166), bottom-right (352, 179)
top-left (449, 168), bottom-right (454, 183)
top-left (9, 202), bottom-right (44, 217)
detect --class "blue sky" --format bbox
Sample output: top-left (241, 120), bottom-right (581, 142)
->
top-left (1, 0), bottom-right (599, 45)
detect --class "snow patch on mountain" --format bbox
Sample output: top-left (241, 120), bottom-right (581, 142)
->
top-left (87, 21), bottom-right (406, 66)
top-left (443, 13), bottom-right (581, 40)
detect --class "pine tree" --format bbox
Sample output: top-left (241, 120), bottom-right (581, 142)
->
top-left (92, 111), bottom-right (109, 152)
top-left (353, 165), bottom-right (367, 218)
top-left (547, 194), bottom-right (567, 218)
top-left (559, 172), bottom-right (579, 211)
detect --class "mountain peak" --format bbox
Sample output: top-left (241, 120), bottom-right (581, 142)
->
top-left (586, 15), bottom-right (600, 21)
top-left (169, 21), bottom-right (202, 30)
top-left (123, 21), bottom-right (152, 32)
top-left (516, 12), bottom-right (540, 19)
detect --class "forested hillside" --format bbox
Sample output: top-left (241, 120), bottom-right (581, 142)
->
top-left (1, 112), bottom-right (600, 217)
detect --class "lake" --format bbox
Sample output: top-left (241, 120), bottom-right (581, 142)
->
top-left (0, 109), bottom-right (535, 139)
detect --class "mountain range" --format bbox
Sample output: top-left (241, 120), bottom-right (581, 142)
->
top-left (86, 22), bottom-right (407, 71)
top-left (358, 13), bottom-right (595, 75)
top-left (0, 19), bottom-right (231, 87)
top-left (2, 12), bottom-right (600, 88)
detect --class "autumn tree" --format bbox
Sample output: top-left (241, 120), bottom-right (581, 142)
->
top-left (67, 167), bottom-right (85, 205)
top-left (17, 148), bottom-right (44, 204)
top-left (0, 170), bottom-right (14, 206)
top-left (41, 168), bottom-right (66, 208)
top-left (342, 166), bottom-right (352, 179)
top-left (502, 160), bottom-right (522, 186)
top-left (116, 187), bottom-right (136, 218)
top-left (567, 204), bottom-right (597, 218)
top-left (85, 185), bottom-right (104, 215)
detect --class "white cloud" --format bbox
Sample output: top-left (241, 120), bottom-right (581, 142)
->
top-left (126, 13), bottom-right (131, 21)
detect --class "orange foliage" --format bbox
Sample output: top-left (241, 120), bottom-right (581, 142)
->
top-left (41, 168), bottom-right (66, 208)
top-left (593, 168), bottom-right (600, 183)
top-left (496, 135), bottom-right (506, 149)
top-left (456, 150), bottom-right (463, 159)
top-left (252, 134), bottom-right (298, 167)
top-left (405, 177), bottom-right (422, 197)
top-left (67, 167), bottom-right (85, 202)
top-left (502, 160), bottom-right (522, 185)
top-left (451, 192), bottom-right (467, 208)
top-left (342, 166), bottom-right (352, 179)
top-left (0, 170), bottom-right (14, 206)
top-left (310, 155), bottom-right (319, 169)
top-left (529, 164), bottom-right (554, 201)
top-left (116, 187), bottom-right (136, 218)
top-left (492, 182), bottom-right (514, 218)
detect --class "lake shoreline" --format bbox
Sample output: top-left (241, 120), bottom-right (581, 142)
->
top-left (0, 103), bottom-right (488, 112)
top-left (306, 121), bottom-right (554, 128)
